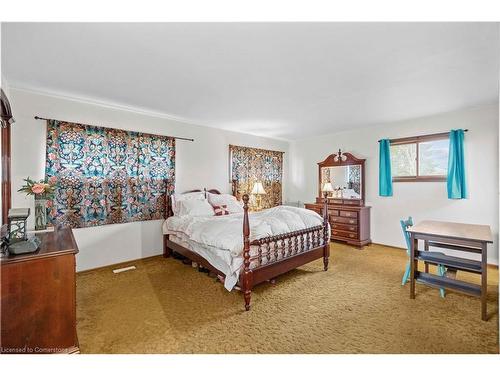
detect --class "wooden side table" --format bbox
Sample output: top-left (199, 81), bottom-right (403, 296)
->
top-left (0, 228), bottom-right (79, 353)
top-left (407, 220), bottom-right (493, 321)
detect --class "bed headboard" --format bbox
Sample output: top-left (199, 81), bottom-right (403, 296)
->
top-left (164, 184), bottom-right (223, 219)
top-left (183, 188), bottom-right (222, 196)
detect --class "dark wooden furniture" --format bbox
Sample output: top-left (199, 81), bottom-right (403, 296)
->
top-left (0, 228), bottom-right (79, 353)
top-left (1, 88), bottom-right (14, 225)
top-left (407, 220), bottom-right (493, 321)
top-left (163, 187), bottom-right (330, 311)
top-left (305, 150), bottom-right (371, 247)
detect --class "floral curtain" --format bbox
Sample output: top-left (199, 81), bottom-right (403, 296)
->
top-left (229, 145), bottom-right (283, 209)
top-left (45, 120), bottom-right (175, 228)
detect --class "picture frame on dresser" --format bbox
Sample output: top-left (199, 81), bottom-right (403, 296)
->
top-left (305, 149), bottom-right (371, 248)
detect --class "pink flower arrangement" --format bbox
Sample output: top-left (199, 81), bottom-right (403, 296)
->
top-left (31, 183), bottom-right (46, 195)
top-left (18, 177), bottom-right (56, 199)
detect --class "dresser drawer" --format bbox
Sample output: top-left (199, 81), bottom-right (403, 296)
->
top-left (339, 210), bottom-right (358, 218)
top-left (342, 199), bottom-right (362, 206)
top-left (332, 229), bottom-right (359, 240)
top-left (329, 209), bottom-right (339, 217)
top-left (330, 216), bottom-right (358, 225)
top-left (332, 223), bottom-right (358, 233)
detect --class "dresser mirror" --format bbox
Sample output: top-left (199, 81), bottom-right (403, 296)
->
top-left (321, 165), bottom-right (362, 199)
top-left (317, 149), bottom-right (366, 203)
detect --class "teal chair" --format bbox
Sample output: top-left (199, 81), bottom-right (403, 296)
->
top-left (400, 217), bottom-right (446, 298)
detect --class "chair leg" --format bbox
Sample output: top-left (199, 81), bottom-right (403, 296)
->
top-left (438, 264), bottom-right (446, 298)
top-left (402, 262), bottom-right (411, 285)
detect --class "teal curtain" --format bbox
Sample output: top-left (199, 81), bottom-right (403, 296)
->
top-left (379, 139), bottom-right (393, 196)
top-left (447, 129), bottom-right (467, 199)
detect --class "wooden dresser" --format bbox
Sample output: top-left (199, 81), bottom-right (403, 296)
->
top-left (0, 228), bottom-right (79, 354)
top-left (305, 150), bottom-right (371, 248)
top-left (305, 199), bottom-right (371, 247)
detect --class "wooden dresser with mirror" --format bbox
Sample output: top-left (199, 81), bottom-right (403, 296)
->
top-left (305, 150), bottom-right (371, 248)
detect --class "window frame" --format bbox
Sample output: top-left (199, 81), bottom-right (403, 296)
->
top-left (390, 132), bottom-right (449, 183)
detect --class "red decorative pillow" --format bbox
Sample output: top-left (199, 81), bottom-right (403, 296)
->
top-left (213, 204), bottom-right (230, 216)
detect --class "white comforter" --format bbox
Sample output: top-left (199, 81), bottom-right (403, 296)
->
top-left (163, 205), bottom-right (325, 256)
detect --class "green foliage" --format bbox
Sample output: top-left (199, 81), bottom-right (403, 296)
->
top-left (17, 177), bottom-right (55, 199)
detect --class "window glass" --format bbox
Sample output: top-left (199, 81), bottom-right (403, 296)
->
top-left (390, 143), bottom-right (416, 177)
top-left (418, 139), bottom-right (449, 176)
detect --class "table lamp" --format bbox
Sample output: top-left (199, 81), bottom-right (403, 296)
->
top-left (322, 182), bottom-right (334, 199)
top-left (251, 182), bottom-right (266, 210)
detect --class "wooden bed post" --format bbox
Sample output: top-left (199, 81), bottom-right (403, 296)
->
top-left (322, 192), bottom-right (330, 271)
top-left (163, 179), bottom-right (171, 258)
top-left (242, 194), bottom-right (253, 311)
top-left (231, 179), bottom-right (238, 197)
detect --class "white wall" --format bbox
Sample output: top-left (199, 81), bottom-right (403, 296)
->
top-left (288, 103), bottom-right (499, 264)
top-left (8, 87), bottom-right (499, 268)
top-left (8, 88), bottom-right (289, 271)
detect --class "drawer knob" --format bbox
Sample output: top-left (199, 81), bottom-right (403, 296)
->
top-left (349, 220), bottom-right (355, 224)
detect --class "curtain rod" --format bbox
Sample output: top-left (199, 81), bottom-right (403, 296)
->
top-left (34, 116), bottom-right (194, 142)
top-left (378, 129), bottom-right (468, 143)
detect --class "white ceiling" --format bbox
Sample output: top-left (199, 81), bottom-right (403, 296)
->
top-left (2, 22), bottom-right (498, 140)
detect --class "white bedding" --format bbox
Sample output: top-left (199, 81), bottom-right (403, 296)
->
top-left (164, 205), bottom-right (328, 291)
top-left (163, 205), bottom-right (325, 256)
top-left (169, 233), bottom-right (243, 290)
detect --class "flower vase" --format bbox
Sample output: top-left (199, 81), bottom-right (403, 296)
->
top-left (34, 196), bottom-right (48, 231)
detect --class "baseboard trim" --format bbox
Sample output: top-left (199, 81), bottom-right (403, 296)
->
top-left (371, 242), bottom-right (499, 269)
top-left (76, 255), bottom-right (163, 275)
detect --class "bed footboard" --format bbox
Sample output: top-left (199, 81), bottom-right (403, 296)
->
top-left (240, 194), bottom-right (330, 311)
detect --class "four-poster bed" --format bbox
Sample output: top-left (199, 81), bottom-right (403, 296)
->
top-left (162, 186), bottom-right (330, 311)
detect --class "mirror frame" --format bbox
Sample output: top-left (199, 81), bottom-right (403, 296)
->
top-left (317, 150), bottom-right (366, 203)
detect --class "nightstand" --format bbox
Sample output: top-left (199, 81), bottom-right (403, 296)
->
top-left (0, 228), bottom-right (79, 354)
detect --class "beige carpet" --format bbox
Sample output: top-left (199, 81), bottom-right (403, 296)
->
top-left (76, 243), bottom-right (499, 353)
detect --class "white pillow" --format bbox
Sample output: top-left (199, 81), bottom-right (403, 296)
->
top-left (177, 198), bottom-right (214, 217)
top-left (207, 193), bottom-right (244, 214)
top-left (172, 192), bottom-right (205, 216)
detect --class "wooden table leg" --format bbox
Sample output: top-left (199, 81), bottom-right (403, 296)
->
top-left (410, 234), bottom-right (416, 299)
top-left (481, 242), bottom-right (488, 321)
top-left (424, 240), bottom-right (429, 273)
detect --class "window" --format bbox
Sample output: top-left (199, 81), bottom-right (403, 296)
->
top-left (390, 133), bottom-right (449, 182)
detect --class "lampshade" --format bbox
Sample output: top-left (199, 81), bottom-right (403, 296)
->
top-left (322, 182), bottom-right (334, 192)
top-left (251, 182), bottom-right (266, 195)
